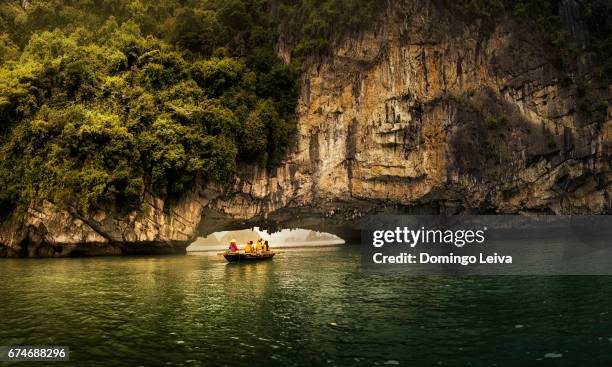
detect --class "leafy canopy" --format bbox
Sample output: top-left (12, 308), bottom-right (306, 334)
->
top-left (0, 0), bottom-right (298, 215)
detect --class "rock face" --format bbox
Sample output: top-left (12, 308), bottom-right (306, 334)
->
top-left (1, 2), bottom-right (610, 256)
top-left (0, 191), bottom-right (211, 257)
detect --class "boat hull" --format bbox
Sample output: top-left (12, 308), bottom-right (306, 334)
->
top-left (223, 252), bottom-right (275, 263)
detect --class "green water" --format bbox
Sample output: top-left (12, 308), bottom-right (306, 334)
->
top-left (0, 246), bottom-right (610, 366)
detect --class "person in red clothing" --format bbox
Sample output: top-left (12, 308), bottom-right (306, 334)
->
top-left (228, 239), bottom-right (238, 252)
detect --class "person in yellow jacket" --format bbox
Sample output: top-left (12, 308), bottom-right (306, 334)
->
top-left (244, 241), bottom-right (253, 253)
top-left (255, 239), bottom-right (263, 253)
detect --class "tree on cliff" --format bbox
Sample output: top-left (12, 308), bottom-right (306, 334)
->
top-left (0, 0), bottom-right (298, 216)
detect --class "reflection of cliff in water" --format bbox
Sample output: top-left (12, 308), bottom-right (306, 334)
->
top-left (187, 227), bottom-right (345, 252)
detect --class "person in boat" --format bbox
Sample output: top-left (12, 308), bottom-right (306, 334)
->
top-left (228, 239), bottom-right (238, 252)
top-left (255, 238), bottom-right (263, 253)
top-left (263, 240), bottom-right (269, 252)
top-left (244, 240), bottom-right (253, 253)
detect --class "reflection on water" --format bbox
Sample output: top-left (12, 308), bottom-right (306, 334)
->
top-left (0, 246), bottom-right (611, 366)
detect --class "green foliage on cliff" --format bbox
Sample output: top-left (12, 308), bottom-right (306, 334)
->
top-left (0, 0), bottom-right (298, 215)
top-left (274, 0), bottom-right (379, 61)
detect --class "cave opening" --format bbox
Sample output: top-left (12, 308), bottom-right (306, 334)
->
top-left (186, 227), bottom-right (346, 252)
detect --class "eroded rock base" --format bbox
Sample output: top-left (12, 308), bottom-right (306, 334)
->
top-left (0, 241), bottom-right (190, 258)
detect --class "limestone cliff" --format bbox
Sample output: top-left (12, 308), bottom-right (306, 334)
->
top-left (1, 1), bottom-right (610, 256)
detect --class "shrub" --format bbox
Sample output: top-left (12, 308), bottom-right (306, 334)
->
top-left (485, 116), bottom-right (499, 129)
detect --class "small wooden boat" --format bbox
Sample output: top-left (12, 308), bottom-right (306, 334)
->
top-left (221, 251), bottom-right (276, 263)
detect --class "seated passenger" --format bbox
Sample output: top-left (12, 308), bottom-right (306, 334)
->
top-left (244, 241), bottom-right (253, 253)
top-left (255, 239), bottom-right (263, 252)
top-left (263, 240), bottom-right (269, 252)
top-left (228, 239), bottom-right (238, 252)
